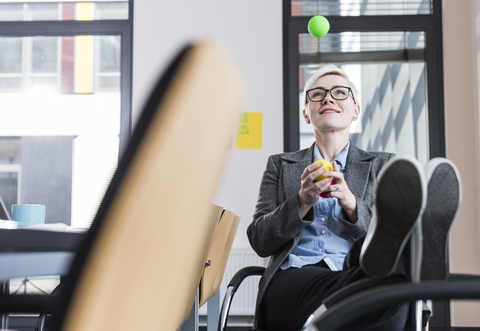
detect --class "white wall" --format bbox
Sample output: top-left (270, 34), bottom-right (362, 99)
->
top-left (443, 0), bottom-right (480, 326)
top-left (133, 1), bottom-right (283, 249)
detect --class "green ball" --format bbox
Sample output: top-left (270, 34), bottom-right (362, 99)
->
top-left (308, 15), bottom-right (330, 38)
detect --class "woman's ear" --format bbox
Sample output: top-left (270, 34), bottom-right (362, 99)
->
top-left (352, 104), bottom-right (360, 121)
top-left (303, 109), bottom-right (311, 124)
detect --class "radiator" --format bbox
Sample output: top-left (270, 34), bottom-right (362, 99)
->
top-left (199, 248), bottom-right (268, 316)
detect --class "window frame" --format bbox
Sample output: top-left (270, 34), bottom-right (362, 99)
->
top-left (282, 0), bottom-right (445, 159)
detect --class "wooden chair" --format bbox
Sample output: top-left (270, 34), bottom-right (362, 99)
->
top-left (0, 39), bottom-right (246, 331)
top-left (200, 209), bottom-right (241, 308)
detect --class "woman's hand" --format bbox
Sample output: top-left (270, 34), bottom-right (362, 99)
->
top-left (324, 161), bottom-right (358, 222)
top-left (298, 160), bottom-right (333, 218)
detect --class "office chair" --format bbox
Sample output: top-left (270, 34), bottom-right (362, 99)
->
top-left (195, 209), bottom-right (241, 330)
top-left (219, 266), bottom-right (480, 331)
top-left (302, 274), bottom-right (480, 331)
top-left (219, 252), bottom-right (480, 331)
top-left (0, 39), bottom-right (246, 331)
top-left (200, 209), bottom-right (241, 308)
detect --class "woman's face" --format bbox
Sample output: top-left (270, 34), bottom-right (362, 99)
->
top-left (303, 74), bottom-right (360, 134)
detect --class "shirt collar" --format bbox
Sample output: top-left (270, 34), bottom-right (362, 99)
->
top-left (313, 141), bottom-right (350, 171)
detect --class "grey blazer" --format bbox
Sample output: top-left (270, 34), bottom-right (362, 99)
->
top-left (247, 141), bottom-right (395, 327)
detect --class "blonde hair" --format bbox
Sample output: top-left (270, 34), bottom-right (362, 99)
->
top-left (303, 64), bottom-right (359, 106)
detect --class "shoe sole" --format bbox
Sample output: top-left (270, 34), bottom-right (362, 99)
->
top-left (420, 158), bottom-right (462, 281)
top-left (360, 156), bottom-right (427, 277)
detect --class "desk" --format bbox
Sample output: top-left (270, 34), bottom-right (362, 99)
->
top-left (0, 228), bottom-right (85, 329)
top-left (0, 229), bottom-right (219, 331)
top-left (0, 229), bottom-right (85, 281)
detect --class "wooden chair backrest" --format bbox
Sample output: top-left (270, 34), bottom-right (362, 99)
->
top-left (57, 40), bottom-right (245, 331)
top-left (199, 210), bottom-right (240, 307)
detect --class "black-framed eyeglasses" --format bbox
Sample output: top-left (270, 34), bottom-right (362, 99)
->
top-left (306, 86), bottom-right (356, 104)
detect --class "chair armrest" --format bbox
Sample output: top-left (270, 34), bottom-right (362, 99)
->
top-left (300, 275), bottom-right (406, 331)
top-left (305, 279), bottom-right (480, 331)
top-left (227, 266), bottom-right (265, 289)
top-left (448, 273), bottom-right (480, 281)
top-left (322, 275), bottom-right (405, 308)
top-left (219, 266), bottom-right (265, 331)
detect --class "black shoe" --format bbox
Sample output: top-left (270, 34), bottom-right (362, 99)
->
top-left (419, 158), bottom-right (462, 281)
top-left (360, 156), bottom-right (427, 277)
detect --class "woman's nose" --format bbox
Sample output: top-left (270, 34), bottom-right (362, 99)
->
top-left (322, 92), bottom-right (334, 103)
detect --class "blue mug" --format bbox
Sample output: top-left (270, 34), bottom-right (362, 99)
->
top-left (11, 204), bottom-right (46, 227)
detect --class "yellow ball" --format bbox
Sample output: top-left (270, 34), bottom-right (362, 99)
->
top-left (313, 159), bottom-right (333, 182)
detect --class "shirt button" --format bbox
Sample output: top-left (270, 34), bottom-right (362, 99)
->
top-left (318, 248), bottom-right (322, 252)
top-left (321, 218), bottom-right (326, 222)
top-left (321, 230), bottom-right (326, 235)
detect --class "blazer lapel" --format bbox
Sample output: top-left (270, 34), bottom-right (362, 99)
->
top-left (281, 144), bottom-right (315, 199)
top-left (344, 143), bottom-right (375, 199)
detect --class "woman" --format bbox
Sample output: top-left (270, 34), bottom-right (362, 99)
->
top-left (247, 64), bottom-right (408, 330)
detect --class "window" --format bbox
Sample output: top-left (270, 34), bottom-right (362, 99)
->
top-left (0, 2), bottom-right (132, 317)
top-left (283, 0), bottom-right (445, 162)
top-left (0, 1), bottom-right (132, 229)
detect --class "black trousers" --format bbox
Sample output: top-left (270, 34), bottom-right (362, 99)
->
top-left (262, 242), bottom-right (410, 331)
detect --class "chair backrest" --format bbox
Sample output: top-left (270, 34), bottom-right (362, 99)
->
top-left (214, 214), bottom-right (241, 290)
top-left (199, 210), bottom-right (241, 307)
top-left (54, 40), bottom-right (246, 331)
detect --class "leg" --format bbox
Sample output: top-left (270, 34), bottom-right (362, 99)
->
top-left (262, 261), bottom-right (365, 331)
top-left (263, 259), bottom-right (409, 331)
top-left (360, 156), bottom-right (427, 278)
top-left (407, 158), bottom-right (462, 330)
top-left (421, 158), bottom-right (462, 281)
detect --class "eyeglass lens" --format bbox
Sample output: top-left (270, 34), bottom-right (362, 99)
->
top-left (309, 87), bottom-right (350, 101)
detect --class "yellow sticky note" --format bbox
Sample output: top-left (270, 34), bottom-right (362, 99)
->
top-left (236, 112), bottom-right (262, 149)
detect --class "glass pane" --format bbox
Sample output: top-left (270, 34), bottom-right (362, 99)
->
top-left (27, 3), bottom-right (59, 20)
top-left (0, 34), bottom-right (121, 229)
top-left (299, 32), bottom-right (429, 166)
top-left (98, 36), bottom-right (121, 72)
top-left (292, 0), bottom-right (432, 16)
top-left (0, 3), bottom-right (23, 20)
top-left (10, 275), bottom-right (60, 295)
top-left (32, 37), bottom-right (58, 73)
top-left (300, 31), bottom-right (425, 54)
top-left (0, 77), bottom-right (22, 92)
top-left (0, 1), bottom-right (128, 21)
top-left (95, 2), bottom-right (128, 19)
top-left (96, 75), bottom-right (120, 92)
top-left (0, 37), bottom-right (22, 73)
top-left (29, 76), bottom-right (57, 91)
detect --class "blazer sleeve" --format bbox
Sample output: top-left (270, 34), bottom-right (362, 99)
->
top-left (247, 155), bottom-right (314, 258)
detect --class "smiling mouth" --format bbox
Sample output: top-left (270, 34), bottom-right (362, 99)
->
top-left (320, 110), bottom-right (339, 114)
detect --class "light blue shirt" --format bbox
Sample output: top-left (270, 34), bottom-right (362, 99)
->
top-left (280, 142), bottom-right (354, 271)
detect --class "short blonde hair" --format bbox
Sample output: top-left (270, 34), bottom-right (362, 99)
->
top-left (303, 64), bottom-right (359, 106)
